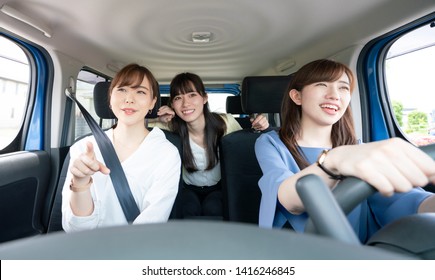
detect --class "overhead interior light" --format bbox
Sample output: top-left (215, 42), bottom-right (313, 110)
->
top-left (192, 32), bottom-right (211, 43)
top-left (276, 58), bottom-right (296, 73)
top-left (0, 4), bottom-right (52, 38)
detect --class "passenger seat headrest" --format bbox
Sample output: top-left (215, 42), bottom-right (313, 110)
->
top-left (226, 95), bottom-right (244, 115)
top-left (161, 96), bottom-right (170, 106)
top-left (93, 81), bottom-right (161, 119)
top-left (241, 76), bottom-right (291, 114)
top-left (93, 82), bottom-right (115, 119)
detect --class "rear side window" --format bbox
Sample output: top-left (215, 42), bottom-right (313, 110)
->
top-left (0, 36), bottom-right (30, 151)
top-left (74, 69), bottom-right (111, 140)
top-left (385, 22), bottom-right (435, 146)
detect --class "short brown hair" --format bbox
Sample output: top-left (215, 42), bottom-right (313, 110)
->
top-left (109, 63), bottom-right (159, 100)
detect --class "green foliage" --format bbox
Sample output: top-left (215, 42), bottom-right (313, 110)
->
top-left (407, 111), bottom-right (428, 134)
top-left (392, 100), bottom-right (403, 127)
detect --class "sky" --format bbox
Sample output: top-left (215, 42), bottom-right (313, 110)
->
top-left (385, 23), bottom-right (435, 115)
top-left (386, 46), bottom-right (435, 115)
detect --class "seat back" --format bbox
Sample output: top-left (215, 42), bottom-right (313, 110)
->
top-left (241, 75), bottom-right (292, 127)
top-left (161, 96), bottom-right (170, 107)
top-left (226, 95), bottom-right (251, 129)
top-left (220, 75), bottom-right (290, 224)
top-left (47, 82), bottom-right (182, 232)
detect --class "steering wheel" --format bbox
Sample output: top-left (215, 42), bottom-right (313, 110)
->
top-left (296, 143), bottom-right (435, 259)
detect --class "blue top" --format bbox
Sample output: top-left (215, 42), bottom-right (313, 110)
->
top-left (255, 130), bottom-right (431, 243)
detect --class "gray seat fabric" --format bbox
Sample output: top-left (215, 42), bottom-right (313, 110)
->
top-left (241, 75), bottom-right (291, 127)
top-left (160, 96), bottom-right (170, 106)
top-left (220, 75), bottom-right (291, 224)
top-left (226, 95), bottom-right (251, 129)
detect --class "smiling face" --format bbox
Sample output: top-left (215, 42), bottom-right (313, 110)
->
top-left (171, 89), bottom-right (208, 124)
top-left (289, 72), bottom-right (351, 128)
top-left (110, 76), bottom-right (157, 127)
top-left (169, 72), bottom-right (209, 125)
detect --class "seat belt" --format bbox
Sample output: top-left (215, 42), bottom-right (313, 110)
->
top-left (66, 89), bottom-right (140, 223)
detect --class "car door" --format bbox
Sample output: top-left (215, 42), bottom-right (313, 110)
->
top-left (0, 33), bottom-right (55, 242)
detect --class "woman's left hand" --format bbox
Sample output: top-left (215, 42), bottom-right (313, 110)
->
top-left (251, 113), bottom-right (269, 131)
top-left (157, 105), bottom-right (175, 123)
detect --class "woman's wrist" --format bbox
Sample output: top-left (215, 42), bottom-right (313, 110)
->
top-left (70, 177), bottom-right (93, 192)
top-left (316, 149), bottom-right (346, 180)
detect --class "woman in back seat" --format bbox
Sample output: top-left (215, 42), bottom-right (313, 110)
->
top-left (155, 72), bottom-right (269, 218)
top-left (255, 59), bottom-right (435, 243)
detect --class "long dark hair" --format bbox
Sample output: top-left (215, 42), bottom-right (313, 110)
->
top-left (279, 59), bottom-right (357, 169)
top-left (168, 72), bottom-right (226, 172)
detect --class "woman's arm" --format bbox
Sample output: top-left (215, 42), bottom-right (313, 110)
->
top-left (68, 141), bottom-right (110, 216)
top-left (418, 194), bottom-right (435, 213)
top-left (278, 163), bottom-right (337, 214)
top-left (260, 137), bottom-right (435, 216)
top-left (255, 133), bottom-right (334, 216)
top-left (325, 138), bottom-right (435, 196)
top-left (156, 105), bottom-right (175, 123)
top-left (62, 140), bottom-right (109, 232)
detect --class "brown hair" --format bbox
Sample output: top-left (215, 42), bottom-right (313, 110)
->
top-left (109, 63), bottom-right (159, 101)
top-left (168, 72), bottom-right (226, 172)
top-left (279, 59), bottom-right (357, 169)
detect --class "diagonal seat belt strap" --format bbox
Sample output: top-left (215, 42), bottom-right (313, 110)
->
top-left (66, 90), bottom-right (140, 223)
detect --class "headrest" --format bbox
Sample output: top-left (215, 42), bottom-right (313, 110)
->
top-left (226, 95), bottom-right (244, 114)
top-left (161, 96), bottom-right (169, 106)
top-left (93, 81), bottom-right (161, 119)
top-left (93, 82), bottom-right (115, 119)
top-left (241, 76), bottom-right (291, 114)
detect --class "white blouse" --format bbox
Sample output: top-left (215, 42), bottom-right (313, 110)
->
top-left (182, 138), bottom-right (221, 186)
top-left (62, 127), bottom-right (181, 232)
top-left (182, 114), bottom-right (242, 187)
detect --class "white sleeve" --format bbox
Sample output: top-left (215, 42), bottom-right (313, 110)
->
top-left (61, 138), bottom-right (101, 232)
top-left (223, 113), bottom-right (242, 135)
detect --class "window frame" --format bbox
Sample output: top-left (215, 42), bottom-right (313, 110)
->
top-left (0, 32), bottom-right (53, 154)
top-left (70, 67), bottom-right (111, 141)
top-left (357, 12), bottom-right (435, 144)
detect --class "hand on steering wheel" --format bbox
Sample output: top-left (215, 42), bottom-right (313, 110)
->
top-left (296, 142), bottom-right (435, 245)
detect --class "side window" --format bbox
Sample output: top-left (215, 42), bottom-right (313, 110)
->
top-left (385, 22), bottom-right (435, 146)
top-left (0, 36), bottom-right (30, 151)
top-left (74, 69), bottom-right (111, 140)
top-left (208, 93), bottom-right (232, 113)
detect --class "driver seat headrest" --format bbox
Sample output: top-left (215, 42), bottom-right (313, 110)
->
top-left (241, 75), bottom-right (291, 114)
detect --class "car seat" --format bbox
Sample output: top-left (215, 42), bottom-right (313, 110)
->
top-left (160, 96), bottom-right (170, 106)
top-left (225, 95), bottom-right (251, 129)
top-left (220, 75), bottom-right (291, 224)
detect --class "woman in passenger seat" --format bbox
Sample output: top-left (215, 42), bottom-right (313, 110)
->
top-left (62, 64), bottom-right (181, 232)
top-left (255, 59), bottom-right (435, 242)
top-left (155, 72), bottom-right (269, 218)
